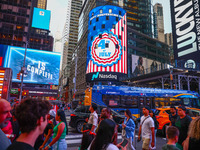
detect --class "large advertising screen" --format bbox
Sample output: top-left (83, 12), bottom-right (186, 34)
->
top-left (131, 55), bottom-right (167, 76)
top-left (170, 0), bottom-right (200, 69)
top-left (0, 44), bottom-right (61, 85)
top-left (86, 5), bottom-right (127, 82)
top-left (32, 7), bottom-right (51, 30)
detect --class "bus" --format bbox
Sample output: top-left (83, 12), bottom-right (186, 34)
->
top-left (84, 85), bottom-right (200, 118)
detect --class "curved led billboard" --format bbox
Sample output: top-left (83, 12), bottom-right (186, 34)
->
top-left (86, 5), bottom-right (127, 82)
top-left (0, 44), bottom-right (61, 85)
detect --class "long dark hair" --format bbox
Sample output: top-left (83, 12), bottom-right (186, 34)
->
top-left (125, 109), bottom-right (132, 119)
top-left (90, 119), bottom-right (116, 150)
top-left (57, 109), bottom-right (68, 134)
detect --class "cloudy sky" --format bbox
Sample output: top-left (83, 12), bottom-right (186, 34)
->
top-left (47, 0), bottom-right (172, 37)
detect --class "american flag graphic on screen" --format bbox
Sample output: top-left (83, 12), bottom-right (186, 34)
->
top-left (86, 5), bottom-right (127, 74)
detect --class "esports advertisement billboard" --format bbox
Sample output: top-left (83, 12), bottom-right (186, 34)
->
top-left (0, 44), bottom-right (61, 85)
top-left (170, 0), bottom-right (200, 69)
top-left (86, 5), bottom-right (127, 82)
top-left (32, 7), bottom-right (51, 30)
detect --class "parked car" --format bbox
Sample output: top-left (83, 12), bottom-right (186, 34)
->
top-left (155, 106), bottom-right (200, 135)
top-left (69, 105), bottom-right (125, 133)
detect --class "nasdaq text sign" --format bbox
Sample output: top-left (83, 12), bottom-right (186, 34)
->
top-left (170, 0), bottom-right (200, 69)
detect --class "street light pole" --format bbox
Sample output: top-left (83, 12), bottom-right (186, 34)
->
top-left (19, 0), bottom-right (32, 102)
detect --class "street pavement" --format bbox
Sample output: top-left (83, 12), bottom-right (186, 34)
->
top-left (65, 110), bottom-right (167, 150)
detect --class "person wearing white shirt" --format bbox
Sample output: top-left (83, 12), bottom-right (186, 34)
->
top-left (88, 103), bottom-right (98, 132)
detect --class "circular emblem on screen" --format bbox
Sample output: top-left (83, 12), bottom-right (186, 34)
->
top-left (91, 32), bottom-right (122, 67)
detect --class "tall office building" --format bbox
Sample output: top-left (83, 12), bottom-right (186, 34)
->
top-left (153, 3), bottom-right (165, 42)
top-left (60, 0), bottom-right (82, 100)
top-left (69, 0), bottom-right (170, 100)
top-left (165, 33), bottom-right (173, 48)
top-left (0, 0), bottom-right (53, 51)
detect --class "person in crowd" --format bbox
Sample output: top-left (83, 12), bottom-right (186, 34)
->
top-left (138, 106), bottom-right (155, 150)
top-left (183, 117), bottom-right (200, 150)
top-left (78, 130), bottom-right (95, 150)
top-left (39, 110), bottom-right (57, 150)
top-left (175, 105), bottom-right (192, 150)
top-left (87, 103), bottom-right (98, 132)
top-left (97, 107), bottom-right (118, 145)
top-left (162, 126), bottom-right (180, 150)
top-left (118, 109), bottom-right (135, 150)
top-left (7, 98), bottom-right (51, 150)
top-left (44, 109), bottom-right (68, 150)
top-left (169, 106), bottom-right (178, 126)
top-left (150, 110), bottom-right (158, 148)
top-left (89, 119), bottom-right (126, 150)
top-left (0, 99), bottom-right (12, 150)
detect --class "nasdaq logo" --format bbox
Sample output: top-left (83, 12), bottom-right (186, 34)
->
top-left (92, 72), bottom-right (99, 81)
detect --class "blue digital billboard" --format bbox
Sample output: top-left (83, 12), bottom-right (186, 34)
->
top-left (32, 7), bottom-right (51, 30)
top-left (86, 5), bottom-right (127, 82)
top-left (0, 44), bottom-right (61, 85)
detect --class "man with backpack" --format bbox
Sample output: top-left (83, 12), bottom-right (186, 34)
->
top-left (138, 106), bottom-right (155, 150)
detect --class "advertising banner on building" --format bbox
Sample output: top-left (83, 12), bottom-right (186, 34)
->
top-left (86, 5), bottom-right (127, 82)
top-left (170, 0), bottom-right (200, 69)
top-left (0, 44), bottom-right (61, 85)
top-left (132, 55), bottom-right (163, 76)
top-left (32, 7), bottom-right (51, 30)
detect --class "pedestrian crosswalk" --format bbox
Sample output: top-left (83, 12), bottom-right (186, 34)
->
top-left (65, 133), bottom-right (123, 148)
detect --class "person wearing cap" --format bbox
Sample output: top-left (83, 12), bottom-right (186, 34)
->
top-left (39, 110), bottom-right (57, 150)
top-left (175, 105), bottom-right (192, 150)
top-left (138, 106), bottom-right (155, 150)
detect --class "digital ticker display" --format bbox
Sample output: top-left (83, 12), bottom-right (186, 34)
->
top-left (32, 7), bottom-right (51, 30)
top-left (86, 5), bottom-right (127, 82)
top-left (0, 44), bottom-right (61, 85)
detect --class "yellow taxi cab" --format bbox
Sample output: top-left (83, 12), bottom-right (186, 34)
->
top-left (155, 106), bottom-right (200, 135)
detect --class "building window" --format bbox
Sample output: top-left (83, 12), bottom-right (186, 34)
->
top-left (96, 17), bottom-right (99, 22)
top-left (100, 9), bottom-right (103, 13)
top-left (102, 24), bottom-right (105, 29)
top-left (105, 43), bottom-right (109, 48)
top-left (106, 16), bottom-right (109, 20)
top-left (109, 9), bottom-right (112, 13)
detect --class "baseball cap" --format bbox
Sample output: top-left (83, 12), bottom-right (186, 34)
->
top-left (178, 105), bottom-right (186, 111)
top-left (49, 110), bottom-right (56, 117)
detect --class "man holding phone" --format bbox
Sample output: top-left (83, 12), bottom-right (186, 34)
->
top-left (138, 106), bottom-right (155, 150)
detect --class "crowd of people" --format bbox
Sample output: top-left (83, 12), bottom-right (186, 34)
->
top-left (1, 98), bottom-right (200, 150)
top-left (0, 98), bottom-right (68, 150)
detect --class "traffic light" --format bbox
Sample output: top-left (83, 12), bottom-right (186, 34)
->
top-left (16, 73), bottom-right (20, 80)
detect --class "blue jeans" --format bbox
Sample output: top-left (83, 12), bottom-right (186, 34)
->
top-left (52, 139), bottom-right (67, 150)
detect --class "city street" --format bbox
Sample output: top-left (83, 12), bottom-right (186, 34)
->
top-left (65, 111), bottom-right (167, 150)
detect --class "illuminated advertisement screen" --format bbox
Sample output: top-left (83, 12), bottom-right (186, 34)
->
top-left (170, 0), bottom-right (200, 69)
top-left (0, 44), bottom-right (61, 85)
top-left (86, 5), bottom-right (127, 82)
top-left (32, 7), bottom-right (51, 30)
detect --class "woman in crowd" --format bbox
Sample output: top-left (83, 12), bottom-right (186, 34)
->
top-left (118, 109), bottom-right (135, 150)
top-left (89, 119), bottom-right (119, 150)
top-left (44, 109), bottom-right (68, 150)
top-left (150, 110), bottom-right (158, 148)
top-left (183, 117), bottom-right (200, 150)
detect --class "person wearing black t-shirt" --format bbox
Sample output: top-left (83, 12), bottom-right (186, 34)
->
top-left (169, 106), bottom-right (178, 126)
top-left (7, 99), bottom-right (51, 150)
top-left (175, 106), bottom-right (192, 150)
